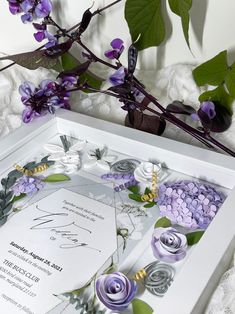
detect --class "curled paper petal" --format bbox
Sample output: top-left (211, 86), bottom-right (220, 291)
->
top-left (44, 143), bottom-right (64, 153)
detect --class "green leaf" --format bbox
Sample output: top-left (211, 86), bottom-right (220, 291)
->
top-left (11, 193), bottom-right (27, 203)
top-left (143, 202), bottom-right (156, 208)
top-left (44, 174), bottom-right (70, 183)
top-left (225, 62), bottom-right (235, 98)
top-left (168, 0), bottom-right (192, 49)
top-left (128, 185), bottom-right (140, 194)
top-left (144, 187), bottom-right (152, 195)
top-left (125, 0), bottom-right (165, 51)
top-left (0, 51), bottom-right (58, 70)
top-left (199, 85), bottom-right (233, 114)
top-left (132, 298), bottom-right (153, 314)
top-left (61, 52), bottom-right (78, 70)
top-left (154, 217), bottom-right (172, 228)
top-left (128, 194), bottom-right (143, 202)
top-left (193, 51), bottom-right (228, 86)
top-left (61, 52), bottom-right (103, 91)
top-left (186, 230), bottom-right (204, 245)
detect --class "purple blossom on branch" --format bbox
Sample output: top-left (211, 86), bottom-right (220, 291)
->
top-left (109, 66), bottom-right (126, 86)
top-left (96, 272), bottom-right (137, 311)
top-left (191, 101), bottom-right (216, 121)
top-left (7, 0), bottom-right (52, 22)
top-left (158, 180), bottom-right (226, 229)
top-left (19, 76), bottom-right (77, 123)
top-left (105, 38), bottom-right (124, 60)
top-left (11, 175), bottom-right (45, 196)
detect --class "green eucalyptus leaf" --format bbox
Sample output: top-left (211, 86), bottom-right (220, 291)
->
top-left (193, 51), bottom-right (228, 86)
top-left (23, 161), bottom-right (37, 170)
top-left (6, 177), bottom-right (17, 189)
top-left (186, 230), bottom-right (204, 245)
top-left (3, 203), bottom-right (13, 215)
top-left (61, 52), bottom-right (103, 91)
top-left (5, 191), bottom-right (13, 203)
top-left (199, 85), bottom-right (233, 114)
top-left (132, 298), bottom-right (153, 314)
top-left (225, 62), bottom-right (235, 98)
top-left (168, 0), bottom-right (192, 49)
top-left (1, 178), bottom-right (7, 188)
top-left (125, 0), bottom-right (165, 51)
top-left (44, 174), bottom-right (70, 183)
top-left (144, 187), bottom-right (152, 195)
top-left (128, 194), bottom-right (143, 202)
top-left (154, 217), bottom-right (172, 229)
top-left (11, 193), bottom-right (27, 203)
top-left (0, 199), bottom-right (5, 209)
top-left (143, 202), bottom-right (156, 208)
top-left (128, 185), bottom-right (140, 194)
top-left (8, 170), bottom-right (23, 179)
top-left (0, 216), bottom-right (7, 226)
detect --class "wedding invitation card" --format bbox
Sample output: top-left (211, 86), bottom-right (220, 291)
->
top-left (0, 188), bottom-right (117, 314)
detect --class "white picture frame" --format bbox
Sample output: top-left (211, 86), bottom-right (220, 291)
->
top-left (0, 109), bottom-right (235, 314)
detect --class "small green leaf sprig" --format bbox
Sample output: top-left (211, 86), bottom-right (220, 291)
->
top-left (0, 156), bottom-right (70, 226)
top-left (128, 186), bottom-right (157, 208)
top-left (155, 217), bottom-right (204, 245)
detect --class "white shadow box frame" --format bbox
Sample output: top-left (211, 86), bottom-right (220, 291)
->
top-left (0, 109), bottom-right (235, 314)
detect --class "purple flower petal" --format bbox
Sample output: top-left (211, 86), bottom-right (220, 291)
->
top-left (201, 101), bottom-right (216, 119)
top-left (109, 67), bottom-right (125, 86)
top-left (21, 12), bottom-right (33, 23)
top-left (111, 38), bottom-right (124, 50)
top-left (34, 31), bottom-right (46, 42)
top-left (35, 0), bottom-right (52, 18)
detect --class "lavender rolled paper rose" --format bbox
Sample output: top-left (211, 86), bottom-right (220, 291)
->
top-left (96, 272), bottom-right (137, 311)
top-left (151, 227), bottom-right (187, 263)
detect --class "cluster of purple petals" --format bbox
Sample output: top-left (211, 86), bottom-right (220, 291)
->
top-left (191, 101), bottom-right (216, 122)
top-left (19, 76), bottom-right (77, 123)
top-left (158, 180), bottom-right (226, 230)
top-left (8, 0), bottom-right (52, 23)
top-left (96, 272), bottom-right (137, 311)
top-left (33, 23), bottom-right (57, 48)
top-left (11, 175), bottom-right (45, 196)
top-left (104, 38), bottom-right (124, 60)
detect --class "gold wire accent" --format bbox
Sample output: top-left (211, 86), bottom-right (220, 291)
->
top-left (140, 171), bottom-right (158, 202)
top-left (132, 269), bottom-right (147, 281)
top-left (14, 163), bottom-right (49, 176)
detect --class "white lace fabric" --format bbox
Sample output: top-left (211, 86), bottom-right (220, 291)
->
top-left (205, 253), bottom-right (235, 314)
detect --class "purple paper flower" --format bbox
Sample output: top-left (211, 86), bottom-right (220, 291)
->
top-left (96, 272), bottom-right (137, 311)
top-left (109, 66), bottom-right (126, 86)
top-left (11, 175), bottom-right (45, 196)
top-left (19, 77), bottom-right (76, 123)
top-left (158, 180), bottom-right (226, 229)
top-left (151, 227), bottom-right (187, 263)
top-left (105, 38), bottom-right (124, 60)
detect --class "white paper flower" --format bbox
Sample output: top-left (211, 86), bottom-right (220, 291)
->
top-left (134, 161), bottom-right (162, 183)
top-left (44, 140), bottom-right (86, 174)
top-left (83, 147), bottom-right (117, 171)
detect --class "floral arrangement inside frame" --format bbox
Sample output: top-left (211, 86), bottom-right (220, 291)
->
top-left (0, 131), bottom-right (228, 314)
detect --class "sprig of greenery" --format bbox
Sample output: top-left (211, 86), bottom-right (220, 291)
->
top-left (128, 186), bottom-right (157, 208)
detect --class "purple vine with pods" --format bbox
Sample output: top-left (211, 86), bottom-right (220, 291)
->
top-left (2, 0), bottom-right (235, 157)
